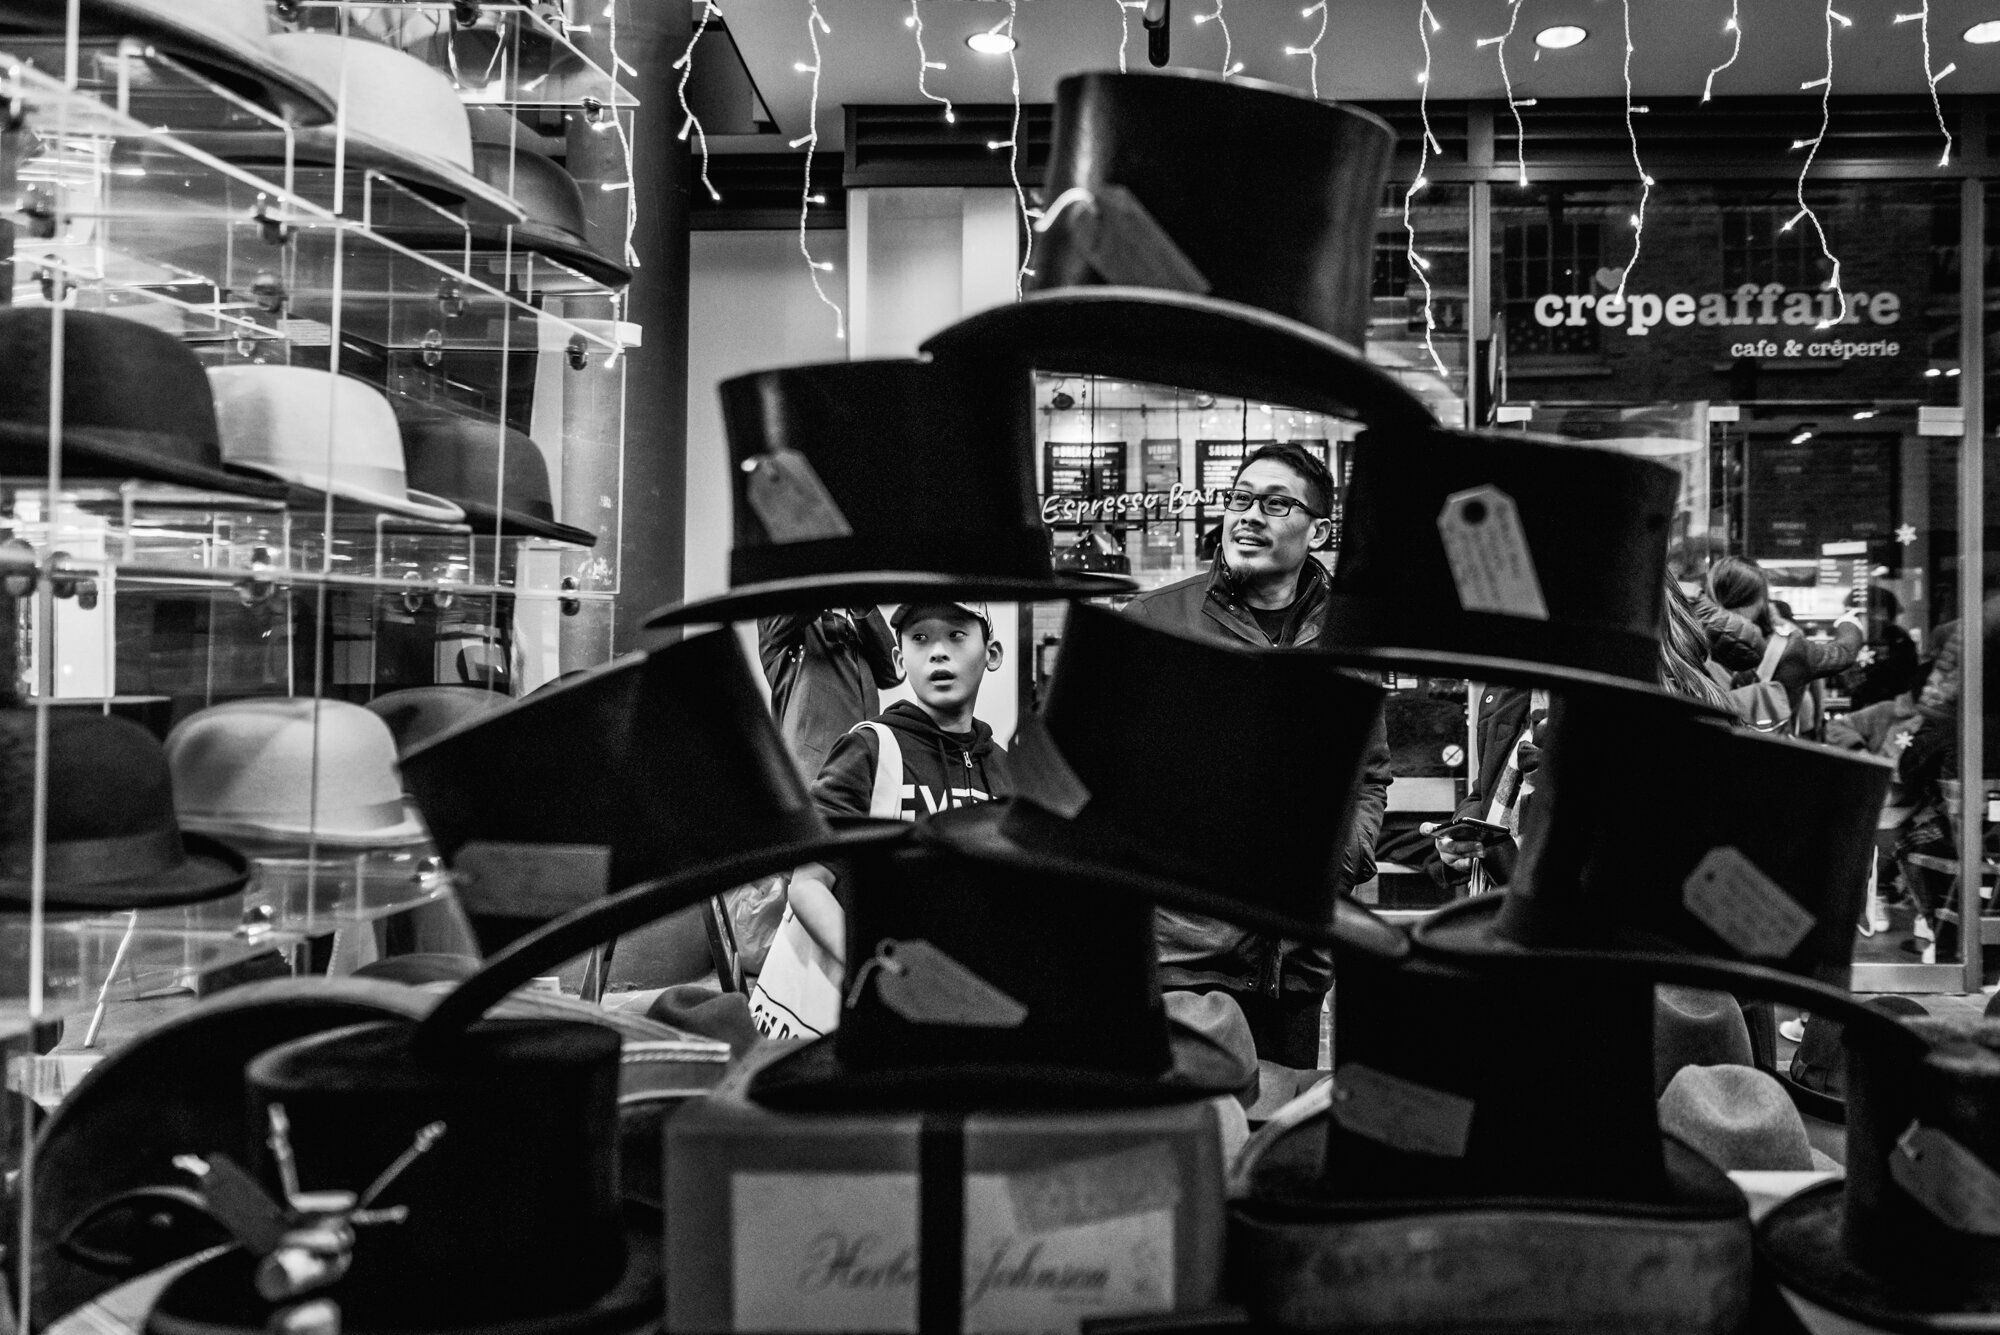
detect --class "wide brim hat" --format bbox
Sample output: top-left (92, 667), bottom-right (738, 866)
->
top-left (393, 407), bottom-right (599, 547)
top-left (1, 828), bottom-right (250, 913)
top-left (642, 357), bottom-right (1131, 628)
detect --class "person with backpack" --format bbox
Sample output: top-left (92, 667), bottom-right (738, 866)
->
top-left (1706, 555), bottom-right (1863, 735)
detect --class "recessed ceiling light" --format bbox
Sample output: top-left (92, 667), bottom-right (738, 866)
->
top-left (966, 29), bottom-right (1017, 54)
top-left (1966, 19), bottom-right (2000, 41)
top-left (1535, 24), bottom-right (1587, 49)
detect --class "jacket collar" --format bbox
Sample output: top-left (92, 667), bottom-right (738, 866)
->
top-left (1203, 552), bottom-right (1331, 647)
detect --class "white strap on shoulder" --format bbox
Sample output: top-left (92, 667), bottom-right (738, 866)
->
top-left (853, 721), bottom-right (904, 820)
top-left (1757, 627), bottom-right (1792, 684)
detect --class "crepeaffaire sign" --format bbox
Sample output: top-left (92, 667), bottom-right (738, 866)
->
top-left (1529, 280), bottom-right (1905, 361)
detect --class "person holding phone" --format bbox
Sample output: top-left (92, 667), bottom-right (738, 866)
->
top-left (1431, 685), bottom-right (1547, 890)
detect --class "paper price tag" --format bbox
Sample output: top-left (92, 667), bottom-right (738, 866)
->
top-left (1890, 1123), bottom-right (2000, 1237)
top-left (1330, 1063), bottom-right (1475, 1159)
top-left (744, 450), bottom-right (853, 545)
top-left (1004, 1143), bottom-right (1180, 1235)
top-left (1681, 846), bottom-right (1815, 961)
top-left (1073, 184), bottom-right (1212, 295)
top-left (1435, 486), bottom-right (1550, 620)
top-left (851, 939), bottom-right (1028, 1029)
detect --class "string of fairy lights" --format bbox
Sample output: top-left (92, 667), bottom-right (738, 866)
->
top-left (1193, 2), bottom-right (1244, 77)
top-left (906, 0), bottom-right (956, 125)
top-left (1407, 0), bottom-right (1447, 378)
top-left (791, 0), bottom-right (844, 339)
top-left (1475, 1), bottom-right (1532, 188)
top-left (1285, 2), bottom-right (1329, 100)
top-left (1788, 2), bottom-right (1852, 327)
top-left (672, 0), bottom-right (721, 204)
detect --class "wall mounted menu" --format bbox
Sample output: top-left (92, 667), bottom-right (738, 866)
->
top-left (1746, 434), bottom-right (1893, 562)
top-left (1044, 441), bottom-right (1126, 497)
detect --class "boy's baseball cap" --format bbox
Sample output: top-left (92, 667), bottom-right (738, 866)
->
top-left (890, 601), bottom-right (993, 635)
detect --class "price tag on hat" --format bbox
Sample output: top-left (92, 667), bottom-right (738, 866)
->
top-left (1890, 1122), bottom-right (2000, 1236)
top-left (1330, 1062), bottom-right (1475, 1158)
top-left (1068, 184), bottom-right (1213, 296)
top-left (1436, 485), bottom-right (1549, 621)
top-left (1682, 846), bottom-right (1816, 961)
top-left (744, 449), bottom-right (854, 545)
top-left (846, 939), bottom-right (1028, 1028)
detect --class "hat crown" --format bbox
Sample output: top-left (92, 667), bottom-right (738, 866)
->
top-left (1658, 1064), bottom-right (1817, 1172)
top-left (268, 33), bottom-right (476, 173)
top-left (0, 711), bottom-right (183, 874)
top-left (166, 697), bottom-right (407, 831)
top-left (468, 141), bottom-right (587, 240)
top-left (0, 309), bottom-right (224, 470)
top-left (146, 0), bottom-right (277, 49)
top-left (207, 365), bottom-right (414, 499)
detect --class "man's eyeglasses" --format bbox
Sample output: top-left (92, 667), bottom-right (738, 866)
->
top-left (1218, 488), bottom-right (1327, 520)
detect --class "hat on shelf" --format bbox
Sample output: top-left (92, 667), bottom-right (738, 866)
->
top-left (166, 697), bottom-right (431, 849)
top-left (1659, 1064), bottom-right (1838, 1173)
top-left (364, 686), bottom-right (511, 757)
top-left (401, 19), bottom-right (600, 108)
top-left (1654, 984), bottom-right (1755, 1099)
top-left (1228, 952), bottom-right (1755, 1335)
top-left (746, 839), bottom-right (1257, 1112)
top-left (641, 358), bottom-right (1133, 628)
top-left (0, 0), bottom-right (336, 124)
top-left (924, 605), bottom-right (1408, 954)
top-left (0, 708), bottom-right (249, 911)
top-left (393, 406), bottom-right (599, 546)
top-left (206, 366), bottom-right (466, 523)
top-left (0, 309), bottom-right (289, 499)
top-left (921, 71), bottom-right (1434, 431)
top-left (1318, 424), bottom-right (1685, 691)
top-left (1758, 1012), bottom-right (2000, 1332)
top-left (1782, 995), bottom-right (1931, 1124)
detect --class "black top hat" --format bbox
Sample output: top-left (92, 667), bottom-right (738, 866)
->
top-left (0, 310), bottom-right (289, 500)
top-left (1319, 425), bottom-right (1683, 692)
top-left (363, 685), bottom-right (510, 757)
top-left (0, 708), bottom-right (249, 911)
top-left (394, 407), bottom-right (600, 547)
top-left (924, 605), bottom-right (1406, 955)
top-left (1415, 689), bottom-right (1893, 990)
top-left (921, 71), bottom-right (1433, 432)
top-left (1759, 1013), bottom-right (1999, 1329)
top-left (643, 358), bottom-right (1130, 628)
top-left (1781, 996), bottom-right (1929, 1125)
top-left (747, 840), bottom-right (1255, 1112)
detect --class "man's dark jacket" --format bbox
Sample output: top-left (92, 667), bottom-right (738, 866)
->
top-left (759, 610), bottom-right (902, 782)
top-left (1124, 554), bottom-right (1393, 997)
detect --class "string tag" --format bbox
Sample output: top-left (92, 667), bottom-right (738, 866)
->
top-left (1330, 1063), bottom-right (1475, 1158)
top-left (743, 449), bottom-right (853, 545)
top-left (1052, 184), bottom-right (1211, 295)
top-left (1435, 485), bottom-right (1549, 621)
top-left (843, 938), bottom-right (1027, 1028)
top-left (1891, 1122), bottom-right (2000, 1237)
top-left (1682, 845), bottom-right (1815, 961)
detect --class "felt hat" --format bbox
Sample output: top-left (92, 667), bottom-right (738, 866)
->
top-left (393, 407), bottom-right (599, 546)
top-left (0, 0), bottom-right (336, 124)
top-left (1318, 424), bottom-right (1685, 691)
top-left (1782, 996), bottom-right (1930, 1124)
top-left (1758, 1013), bottom-right (2000, 1332)
top-left (1654, 985), bottom-right (1755, 1099)
top-left (923, 605), bottom-right (1408, 954)
top-left (921, 71), bottom-right (1433, 433)
top-left (747, 840), bottom-right (1258, 1112)
top-left (642, 358), bottom-right (1130, 627)
top-left (363, 686), bottom-right (510, 757)
top-left (1414, 687), bottom-right (1893, 989)
top-left (0, 310), bottom-right (288, 500)
top-left (166, 698), bottom-right (430, 849)
top-left (0, 708), bottom-right (248, 912)
top-left (1659, 1064), bottom-right (1836, 1173)
top-left (206, 367), bottom-right (466, 524)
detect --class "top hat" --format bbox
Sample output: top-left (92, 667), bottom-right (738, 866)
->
top-left (1319, 424), bottom-right (1684, 692)
top-left (393, 407), bottom-right (599, 546)
top-left (1758, 1012), bottom-right (1999, 1330)
top-left (1782, 995), bottom-right (1931, 1124)
top-left (923, 71), bottom-right (1432, 431)
top-left (643, 358), bottom-right (1131, 628)
top-left (1654, 985), bottom-right (1754, 1099)
top-left (0, 310), bottom-right (288, 499)
top-left (364, 686), bottom-right (510, 757)
top-left (747, 839), bottom-right (1256, 1112)
top-left (925, 605), bottom-right (1405, 955)
top-left (0, 708), bottom-right (249, 912)
top-left (0, 0), bottom-right (336, 124)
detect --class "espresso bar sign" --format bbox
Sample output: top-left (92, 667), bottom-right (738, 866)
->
top-left (1042, 485), bottom-right (1227, 525)
top-left (1530, 282), bottom-right (1902, 355)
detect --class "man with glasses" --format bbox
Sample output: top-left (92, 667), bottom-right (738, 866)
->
top-left (1126, 442), bottom-right (1392, 1068)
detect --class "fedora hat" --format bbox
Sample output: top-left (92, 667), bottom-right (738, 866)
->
top-left (393, 407), bottom-right (599, 546)
top-left (0, 0), bottom-right (335, 124)
top-left (922, 71), bottom-right (1433, 432)
top-left (166, 698), bottom-right (430, 848)
top-left (0, 310), bottom-right (288, 499)
top-left (0, 708), bottom-right (248, 912)
top-left (923, 605), bottom-right (1407, 954)
top-left (1758, 1012), bottom-right (2000, 1332)
top-left (1319, 425), bottom-right (1685, 691)
top-left (1659, 1064), bottom-right (1837, 1173)
top-left (1654, 985), bottom-right (1755, 1098)
top-left (180, 34), bottom-right (524, 224)
top-left (207, 366), bottom-right (466, 523)
top-left (747, 840), bottom-right (1257, 1112)
top-left (1228, 951), bottom-right (1755, 1335)
top-left (363, 686), bottom-right (510, 757)
top-left (1783, 996), bottom-right (1930, 1124)
top-left (643, 358), bottom-right (1131, 628)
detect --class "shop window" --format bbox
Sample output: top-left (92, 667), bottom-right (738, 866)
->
top-left (1500, 218), bottom-right (1603, 357)
top-left (1719, 203), bottom-right (1829, 291)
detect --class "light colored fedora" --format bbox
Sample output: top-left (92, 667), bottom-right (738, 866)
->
top-left (207, 366), bottom-right (465, 523)
top-left (1659, 1064), bottom-right (1839, 1173)
top-left (166, 697), bottom-right (430, 848)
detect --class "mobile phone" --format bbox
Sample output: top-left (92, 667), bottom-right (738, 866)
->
top-left (1434, 818), bottom-right (1514, 847)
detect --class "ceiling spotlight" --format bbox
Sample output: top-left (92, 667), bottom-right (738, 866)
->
top-left (966, 29), bottom-right (1017, 54)
top-left (1535, 24), bottom-right (1587, 49)
top-left (1965, 19), bottom-right (2000, 41)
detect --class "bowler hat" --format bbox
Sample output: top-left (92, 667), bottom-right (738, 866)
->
top-left (0, 708), bottom-right (248, 912)
top-left (364, 686), bottom-right (510, 757)
top-left (1782, 996), bottom-right (1929, 1124)
top-left (1654, 985), bottom-right (1754, 1098)
top-left (643, 358), bottom-right (1130, 627)
top-left (1758, 1013), bottom-right (2000, 1331)
top-left (393, 407), bottom-right (599, 546)
top-left (1319, 425), bottom-right (1685, 691)
top-left (922, 71), bottom-right (1433, 432)
top-left (1659, 1064), bottom-right (1834, 1173)
top-left (166, 698), bottom-right (430, 849)
top-left (0, 310), bottom-right (287, 499)
top-left (924, 605), bottom-right (1407, 954)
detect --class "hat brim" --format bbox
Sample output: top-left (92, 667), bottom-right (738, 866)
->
top-left (743, 1014), bottom-right (1253, 1112)
top-left (1777, 1071), bottom-right (1848, 1126)
top-left (643, 571), bottom-right (1134, 630)
top-left (920, 289), bottom-right (1437, 431)
top-left (1310, 633), bottom-right (1711, 707)
top-left (226, 461), bottom-right (466, 525)
top-left (919, 800), bottom-right (1409, 959)
top-left (179, 801), bottom-right (432, 850)
top-left (0, 831), bottom-right (248, 913)
top-left (1758, 1180), bottom-right (2000, 1332)
top-left (455, 499), bottom-right (600, 548)
top-left (0, 423), bottom-right (293, 503)
top-left (381, 219), bottom-right (631, 292)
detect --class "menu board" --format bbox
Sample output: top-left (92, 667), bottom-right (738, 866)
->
top-left (1746, 435), bottom-right (1893, 561)
top-left (1044, 441), bottom-right (1126, 498)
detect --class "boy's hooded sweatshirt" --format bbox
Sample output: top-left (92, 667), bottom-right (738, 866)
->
top-left (810, 700), bottom-right (1013, 822)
